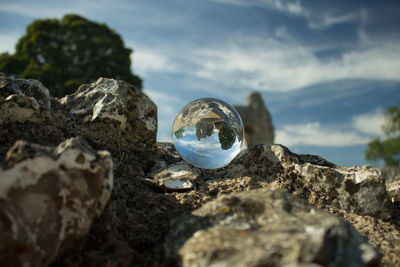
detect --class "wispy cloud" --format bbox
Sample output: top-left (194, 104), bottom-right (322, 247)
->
top-left (352, 109), bottom-right (385, 136)
top-left (189, 38), bottom-right (400, 92)
top-left (0, 32), bottom-right (21, 53)
top-left (275, 110), bottom-right (385, 147)
top-left (132, 47), bottom-right (179, 75)
top-left (276, 122), bottom-right (369, 147)
top-left (213, 0), bottom-right (365, 29)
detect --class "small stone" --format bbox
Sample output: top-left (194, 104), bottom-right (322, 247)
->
top-left (150, 162), bottom-right (199, 192)
top-left (163, 179), bottom-right (194, 191)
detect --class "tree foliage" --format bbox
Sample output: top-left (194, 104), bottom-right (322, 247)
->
top-left (366, 101), bottom-right (400, 167)
top-left (0, 14), bottom-right (142, 97)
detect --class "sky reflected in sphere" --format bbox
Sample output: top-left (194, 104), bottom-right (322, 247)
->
top-left (172, 98), bottom-right (244, 169)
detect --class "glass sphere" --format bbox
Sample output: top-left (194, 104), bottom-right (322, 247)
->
top-left (172, 98), bottom-right (244, 169)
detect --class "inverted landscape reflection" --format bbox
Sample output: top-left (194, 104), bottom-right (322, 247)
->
top-left (172, 98), bottom-right (244, 169)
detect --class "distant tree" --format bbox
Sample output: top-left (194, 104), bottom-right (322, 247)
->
top-left (0, 14), bottom-right (142, 97)
top-left (366, 102), bottom-right (400, 167)
top-left (218, 124), bottom-right (236, 150)
top-left (174, 128), bottom-right (185, 139)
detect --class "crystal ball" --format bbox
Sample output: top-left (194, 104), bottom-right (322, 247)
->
top-left (172, 98), bottom-right (244, 169)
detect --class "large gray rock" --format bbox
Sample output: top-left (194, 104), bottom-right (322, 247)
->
top-left (0, 76), bottom-right (157, 164)
top-left (60, 78), bottom-right (157, 159)
top-left (210, 144), bottom-right (393, 219)
top-left (165, 189), bottom-right (378, 267)
top-left (234, 92), bottom-right (274, 146)
top-left (0, 137), bottom-right (113, 267)
top-left (0, 74), bottom-right (51, 111)
top-left (0, 76), bottom-right (65, 159)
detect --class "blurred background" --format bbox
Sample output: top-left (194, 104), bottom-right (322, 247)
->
top-left (1, 0), bottom-right (400, 167)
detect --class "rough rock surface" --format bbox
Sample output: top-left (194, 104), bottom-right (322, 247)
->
top-left (2, 76), bottom-right (400, 266)
top-left (54, 141), bottom-right (400, 266)
top-left (234, 92), bottom-right (274, 146)
top-left (159, 144), bottom-right (392, 219)
top-left (0, 75), bottom-right (157, 164)
top-left (61, 78), bottom-right (157, 159)
top-left (0, 76), bottom-right (65, 159)
top-left (165, 189), bottom-right (378, 267)
top-left (386, 176), bottom-right (400, 203)
top-left (0, 137), bottom-right (113, 267)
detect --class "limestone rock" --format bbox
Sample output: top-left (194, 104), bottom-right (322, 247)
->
top-left (61, 78), bottom-right (157, 158)
top-left (386, 176), bottom-right (400, 203)
top-left (0, 75), bottom-right (51, 111)
top-left (234, 92), bottom-right (274, 146)
top-left (149, 162), bottom-right (200, 191)
top-left (49, 142), bottom-right (400, 266)
top-left (207, 144), bottom-right (392, 219)
top-left (381, 167), bottom-right (400, 203)
top-left (0, 76), bottom-right (158, 165)
top-left (165, 189), bottom-right (378, 267)
top-left (0, 76), bottom-right (64, 159)
top-left (0, 137), bottom-right (113, 267)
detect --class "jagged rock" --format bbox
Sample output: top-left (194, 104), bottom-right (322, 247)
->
top-left (234, 92), bottom-right (274, 146)
top-left (51, 140), bottom-right (400, 266)
top-left (381, 167), bottom-right (400, 203)
top-left (0, 76), bottom-right (158, 165)
top-left (60, 78), bottom-right (157, 159)
top-left (386, 176), bottom-right (400, 203)
top-left (0, 137), bottom-right (113, 267)
top-left (2, 75), bottom-right (399, 266)
top-left (0, 75), bottom-right (51, 111)
top-left (205, 144), bottom-right (392, 219)
top-left (0, 76), bottom-right (65, 159)
top-left (165, 189), bottom-right (378, 267)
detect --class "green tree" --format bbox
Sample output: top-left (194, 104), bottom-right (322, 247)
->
top-left (218, 124), bottom-right (236, 150)
top-left (366, 101), bottom-right (400, 167)
top-left (0, 14), bottom-right (142, 97)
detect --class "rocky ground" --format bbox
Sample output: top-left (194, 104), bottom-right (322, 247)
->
top-left (1, 74), bottom-right (399, 266)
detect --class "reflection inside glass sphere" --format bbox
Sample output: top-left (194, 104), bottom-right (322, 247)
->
top-left (172, 98), bottom-right (244, 169)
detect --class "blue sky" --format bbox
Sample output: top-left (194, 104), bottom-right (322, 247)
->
top-left (1, 0), bottom-right (400, 166)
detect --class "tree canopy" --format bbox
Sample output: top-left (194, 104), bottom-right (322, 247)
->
top-left (366, 101), bottom-right (400, 167)
top-left (0, 14), bottom-right (142, 97)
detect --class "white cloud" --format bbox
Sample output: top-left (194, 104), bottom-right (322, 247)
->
top-left (275, 110), bottom-right (386, 147)
top-left (0, 1), bottom-right (132, 19)
top-left (0, 2), bottom-right (86, 19)
top-left (275, 122), bottom-right (371, 147)
top-left (132, 48), bottom-right (178, 75)
top-left (213, 0), bottom-right (364, 29)
top-left (0, 33), bottom-right (21, 53)
top-left (352, 109), bottom-right (385, 136)
top-left (307, 10), bottom-right (366, 29)
top-left (191, 40), bottom-right (400, 92)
